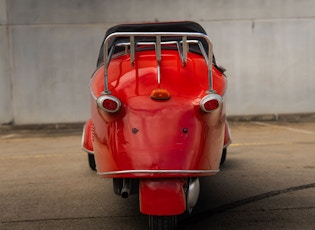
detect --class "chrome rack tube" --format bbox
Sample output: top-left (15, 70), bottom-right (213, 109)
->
top-left (156, 35), bottom-right (161, 84)
top-left (103, 32), bottom-right (214, 93)
top-left (130, 35), bottom-right (135, 66)
top-left (182, 36), bottom-right (188, 66)
top-left (103, 41), bottom-right (112, 95)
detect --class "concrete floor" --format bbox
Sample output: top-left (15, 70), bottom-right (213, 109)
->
top-left (0, 121), bottom-right (314, 229)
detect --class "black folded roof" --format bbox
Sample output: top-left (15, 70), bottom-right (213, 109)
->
top-left (104, 21), bottom-right (207, 36)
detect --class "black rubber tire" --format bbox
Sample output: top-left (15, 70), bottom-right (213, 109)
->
top-left (87, 153), bottom-right (96, 171)
top-left (220, 148), bottom-right (227, 166)
top-left (113, 178), bottom-right (123, 195)
top-left (149, 215), bottom-right (177, 230)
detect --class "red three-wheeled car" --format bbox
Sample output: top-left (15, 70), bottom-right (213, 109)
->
top-left (82, 21), bottom-right (231, 230)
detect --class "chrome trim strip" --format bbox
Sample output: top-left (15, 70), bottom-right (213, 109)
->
top-left (81, 147), bottom-right (94, 155)
top-left (97, 169), bottom-right (219, 176)
top-left (223, 140), bottom-right (232, 149)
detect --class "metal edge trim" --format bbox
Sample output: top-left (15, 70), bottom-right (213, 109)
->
top-left (223, 140), bottom-right (232, 149)
top-left (97, 169), bottom-right (220, 176)
top-left (81, 147), bottom-right (94, 155)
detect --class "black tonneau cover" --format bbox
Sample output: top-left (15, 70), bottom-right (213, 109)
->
top-left (97, 21), bottom-right (215, 67)
top-left (104, 21), bottom-right (207, 36)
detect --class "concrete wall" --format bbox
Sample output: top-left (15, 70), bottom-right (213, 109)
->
top-left (1, 0), bottom-right (315, 125)
top-left (0, 0), bottom-right (12, 124)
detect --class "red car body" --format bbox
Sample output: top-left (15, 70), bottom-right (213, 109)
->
top-left (82, 21), bottom-right (231, 229)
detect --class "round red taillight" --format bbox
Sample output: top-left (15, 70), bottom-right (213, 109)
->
top-left (204, 99), bottom-right (219, 111)
top-left (96, 95), bottom-right (121, 113)
top-left (200, 94), bottom-right (222, 112)
top-left (102, 99), bottom-right (118, 111)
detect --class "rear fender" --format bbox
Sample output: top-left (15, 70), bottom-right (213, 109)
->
top-left (81, 119), bottom-right (94, 154)
top-left (223, 120), bottom-right (232, 148)
top-left (139, 179), bottom-right (186, 216)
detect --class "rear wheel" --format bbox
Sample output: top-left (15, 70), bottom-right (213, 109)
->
top-left (113, 178), bottom-right (123, 195)
top-left (149, 215), bottom-right (177, 230)
top-left (220, 148), bottom-right (227, 165)
top-left (87, 153), bottom-right (96, 171)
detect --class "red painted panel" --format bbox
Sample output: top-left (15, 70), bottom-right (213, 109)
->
top-left (81, 119), bottom-right (94, 153)
top-left (139, 179), bottom-right (186, 215)
top-left (90, 50), bottom-right (227, 177)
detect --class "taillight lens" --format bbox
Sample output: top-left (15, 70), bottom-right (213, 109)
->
top-left (150, 88), bottom-right (171, 100)
top-left (200, 94), bottom-right (222, 112)
top-left (96, 95), bottom-right (121, 113)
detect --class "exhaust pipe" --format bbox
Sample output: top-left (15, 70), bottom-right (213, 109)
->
top-left (121, 179), bottom-right (131, 198)
top-left (186, 178), bottom-right (200, 213)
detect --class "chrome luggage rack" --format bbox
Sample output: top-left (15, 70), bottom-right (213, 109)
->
top-left (102, 32), bottom-right (215, 94)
